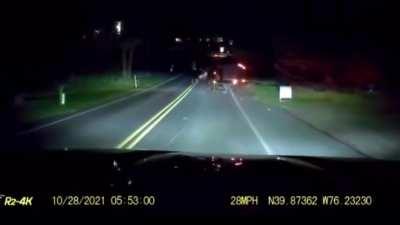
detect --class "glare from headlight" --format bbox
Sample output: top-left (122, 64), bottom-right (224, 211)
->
top-left (232, 79), bottom-right (238, 85)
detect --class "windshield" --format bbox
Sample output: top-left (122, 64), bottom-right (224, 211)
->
top-left (4, 0), bottom-right (400, 161)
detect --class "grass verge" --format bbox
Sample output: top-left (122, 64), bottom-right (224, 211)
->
top-left (19, 72), bottom-right (169, 123)
top-left (251, 81), bottom-right (400, 159)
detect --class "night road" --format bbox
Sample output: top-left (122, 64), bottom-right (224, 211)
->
top-left (6, 1), bottom-right (400, 217)
top-left (15, 77), bottom-right (366, 158)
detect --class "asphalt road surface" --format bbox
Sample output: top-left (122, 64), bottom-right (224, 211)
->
top-left (15, 76), bottom-right (366, 158)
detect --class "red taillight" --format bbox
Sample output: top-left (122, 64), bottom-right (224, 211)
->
top-left (237, 63), bottom-right (246, 70)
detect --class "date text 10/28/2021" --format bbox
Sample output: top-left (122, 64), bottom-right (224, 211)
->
top-left (1, 195), bottom-right (156, 208)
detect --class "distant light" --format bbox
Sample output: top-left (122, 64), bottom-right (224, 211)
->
top-left (219, 46), bottom-right (225, 53)
top-left (212, 53), bottom-right (227, 58)
top-left (205, 38), bottom-right (211, 42)
top-left (212, 80), bottom-right (217, 84)
top-left (199, 38), bottom-right (202, 42)
top-left (94, 29), bottom-right (101, 35)
top-left (232, 79), bottom-right (238, 85)
top-left (198, 72), bottom-right (207, 79)
top-left (114, 21), bottom-right (122, 35)
top-left (112, 160), bottom-right (118, 168)
top-left (175, 37), bottom-right (182, 43)
top-left (216, 37), bottom-right (223, 43)
top-left (241, 78), bottom-right (246, 83)
top-left (234, 161), bottom-right (243, 166)
top-left (229, 40), bottom-right (234, 46)
top-left (237, 63), bottom-right (246, 70)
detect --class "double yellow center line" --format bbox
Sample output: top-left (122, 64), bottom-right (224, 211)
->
top-left (117, 83), bottom-right (195, 149)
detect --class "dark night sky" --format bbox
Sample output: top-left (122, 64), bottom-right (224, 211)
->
top-left (4, 0), bottom-right (399, 78)
top-left (7, 1), bottom-right (396, 39)
top-left (4, 1), bottom-right (397, 47)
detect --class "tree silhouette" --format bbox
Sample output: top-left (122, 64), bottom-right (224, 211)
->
top-left (121, 38), bottom-right (142, 77)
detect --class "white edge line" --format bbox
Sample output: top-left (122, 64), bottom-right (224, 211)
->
top-left (17, 75), bottom-right (181, 136)
top-left (229, 87), bottom-right (273, 155)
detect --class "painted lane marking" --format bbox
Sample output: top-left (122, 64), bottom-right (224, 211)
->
top-left (117, 83), bottom-right (195, 149)
top-left (126, 84), bottom-right (195, 149)
top-left (229, 87), bottom-right (273, 155)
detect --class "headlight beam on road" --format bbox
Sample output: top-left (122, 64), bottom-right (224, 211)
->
top-left (116, 83), bottom-right (195, 149)
top-left (126, 86), bottom-right (193, 149)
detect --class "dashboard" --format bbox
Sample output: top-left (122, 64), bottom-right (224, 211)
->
top-left (0, 150), bottom-right (399, 217)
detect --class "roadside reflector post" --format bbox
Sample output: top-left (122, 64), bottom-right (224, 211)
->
top-left (279, 85), bottom-right (292, 102)
top-left (58, 85), bottom-right (66, 106)
top-left (134, 75), bottom-right (138, 88)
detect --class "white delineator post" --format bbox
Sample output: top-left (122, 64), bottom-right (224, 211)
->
top-left (61, 93), bottom-right (66, 105)
top-left (134, 75), bottom-right (138, 88)
top-left (59, 86), bottom-right (66, 106)
top-left (279, 85), bottom-right (292, 102)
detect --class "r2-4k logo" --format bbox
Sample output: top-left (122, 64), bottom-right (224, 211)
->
top-left (0, 194), bottom-right (33, 207)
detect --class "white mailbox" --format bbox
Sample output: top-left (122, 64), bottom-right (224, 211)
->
top-left (279, 86), bottom-right (292, 101)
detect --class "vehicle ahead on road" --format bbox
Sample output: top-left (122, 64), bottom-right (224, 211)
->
top-left (207, 57), bottom-right (248, 90)
top-left (1, 150), bottom-right (399, 216)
